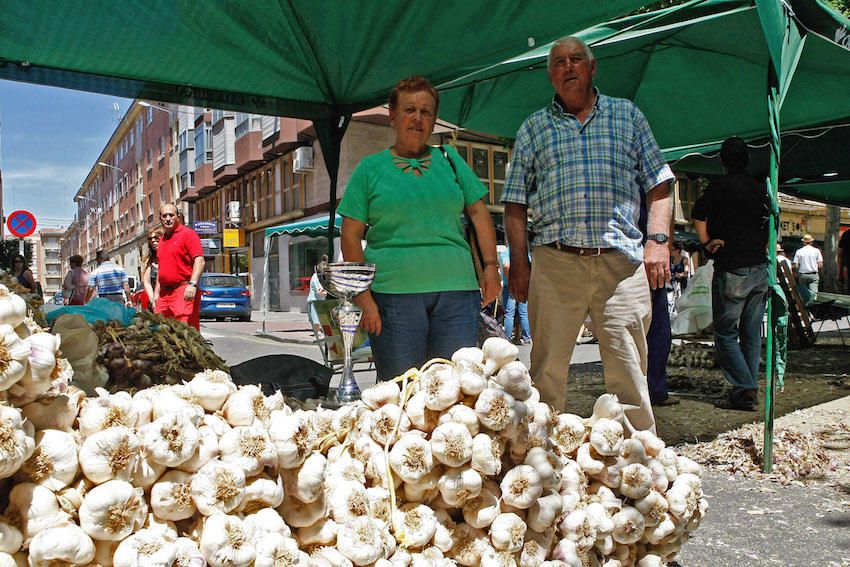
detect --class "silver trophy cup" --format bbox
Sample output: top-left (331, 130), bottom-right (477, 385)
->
top-left (316, 262), bottom-right (376, 403)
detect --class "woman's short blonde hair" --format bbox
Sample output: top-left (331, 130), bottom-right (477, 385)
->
top-left (388, 75), bottom-right (440, 113)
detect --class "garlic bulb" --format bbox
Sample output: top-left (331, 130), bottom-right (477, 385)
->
top-left (404, 390), bottom-right (441, 433)
top-left (191, 460), bottom-right (246, 515)
top-left (371, 404), bottom-right (412, 446)
top-left (551, 414), bottom-right (586, 457)
top-left (243, 507), bottom-right (292, 539)
top-left (175, 537), bottom-right (205, 567)
top-left (0, 324), bottom-right (30, 392)
top-left (500, 465), bottom-right (543, 509)
top-left (328, 480), bottom-right (369, 524)
top-left (475, 388), bottom-right (516, 431)
top-left (389, 434), bottom-right (433, 484)
top-left (438, 466), bottom-right (483, 506)
top-left (0, 286), bottom-right (26, 327)
top-left (471, 433), bottom-right (503, 476)
top-left (525, 447), bottom-right (563, 491)
top-left (492, 361), bottom-right (533, 402)
top-left (113, 528), bottom-right (177, 567)
top-left (188, 369), bottom-right (237, 412)
top-left (611, 507), bottom-right (645, 545)
top-left (278, 491), bottom-right (326, 528)
top-left (589, 418), bottom-right (624, 457)
top-left (0, 405), bottom-right (35, 479)
top-left (23, 331), bottom-right (61, 387)
top-left (222, 385), bottom-right (269, 426)
top-left (79, 480), bottom-right (146, 541)
top-left (178, 424), bottom-right (220, 473)
top-left (27, 523), bottom-right (95, 566)
top-left (284, 452), bottom-right (326, 504)
top-left (269, 411), bottom-right (315, 469)
top-left (527, 491), bottom-right (564, 533)
top-left (393, 503), bottom-right (438, 549)
top-left (481, 337), bottom-right (519, 376)
top-left (78, 392), bottom-right (136, 437)
top-left (78, 426), bottom-right (139, 484)
top-left (6, 483), bottom-right (70, 540)
top-left (420, 363), bottom-right (462, 411)
top-left (218, 423), bottom-right (276, 476)
top-left (150, 387), bottom-right (205, 426)
top-left (448, 522), bottom-right (490, 565)
top-left (20, 388), bottom-right (85, 432)
top-left (255, 534), bottom-right (309, 567)
top-left (619, 464), bottom-right (652, 500)
top-left (455, 359), bottom-right (488, 397)
top-left (402, 466), bottom-right (441, 503)
top-left (431, 422), bottom-right (473, 467)
top-left (439, 404), bottom-right (480, 437)
top-left (361, 381), bottom-right (401, 410)
top-left (238, 474), bottom-right (285, 513)
top-left (131, 447), bottom-right (168, 489)
top-left (490, 512), bottom-right (526, 553)
top-left (0, 518), bottom-right (22, 554)
top-left (337, 516), bottom-right (386, 566)
top-left (200, 513), bottom-right (256, 567)
top-left (18, 429), bottom-right (78, 491)
top-left (151, 470), bottom-right (197, 521)
top-left (141, 412), bottom-right (201, 467)
top-left (297, 518), bottom-right (338, 546)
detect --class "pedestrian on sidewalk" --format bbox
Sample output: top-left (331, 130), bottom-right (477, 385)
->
top-left (500, 245), bottom-right (531, 345)
top-left (691, 136), bottom-right (769, 411)
top-left (154, 204), bottom-right (205, 330)
top-left (141, 226), bottom-right (164, 311)
top-left (793, 234), bottom-right (823, 305)
top-left (88, 250), bottom-right (131, 305)
top-left (307, 254), bottom-right (329, 337)
top-left (62, 254), bottom-right (90, 305)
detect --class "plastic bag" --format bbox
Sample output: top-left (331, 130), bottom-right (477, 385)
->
top-left (51, 314), bottom-right (106, 395)
top-left (46, 297), bottom-right (136, 327)
top-left (671, 260), bottom-right (714, 336)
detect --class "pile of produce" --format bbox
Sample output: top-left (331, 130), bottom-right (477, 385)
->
top-left (666, 343), bottom-right (715, 369)
top-left (0, 327), bottom-right (708, 566)
top-left (93, 311), bottom-right (227, 391)
top-left (0, 271), bottom-right (46, 328)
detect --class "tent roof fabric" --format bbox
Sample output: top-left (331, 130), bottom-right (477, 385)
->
top-left (0, 1), bottom-right (646, 119)
top-left (265, 215), bottom-right (342, 239)
top-left (437, 0), bottom-right (850, 205)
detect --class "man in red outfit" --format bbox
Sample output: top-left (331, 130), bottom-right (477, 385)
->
top-left (154, 204), bottom-right (205, 329)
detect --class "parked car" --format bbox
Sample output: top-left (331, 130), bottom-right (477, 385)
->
top-left (199, 273), bottom-right (252, 322)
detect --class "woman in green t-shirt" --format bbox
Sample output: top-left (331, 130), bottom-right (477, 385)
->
top-left (337, 76), bottom-right (501, 381)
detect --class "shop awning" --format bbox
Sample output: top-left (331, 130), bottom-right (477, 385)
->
top-left (264, 215), bottom-right (342, 240)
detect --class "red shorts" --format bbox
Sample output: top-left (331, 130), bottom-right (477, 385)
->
top-left (155, 284), bottom-right (201, 330)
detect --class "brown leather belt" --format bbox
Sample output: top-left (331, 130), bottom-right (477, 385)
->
top-left (546, 242), bottom-right (615, 256)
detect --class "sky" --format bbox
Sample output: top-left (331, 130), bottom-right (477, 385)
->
top-left (0, 80), bottom-right (130, 230)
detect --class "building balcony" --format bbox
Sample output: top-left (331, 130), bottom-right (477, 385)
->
top-left (213, 162), bottom-right (239, 185)
top-left (195, 163), bottom-right (216, 196)
top-left (262, 117), bottom-right (305, 158)
top-left (235, 130), bottom-right (264, 173)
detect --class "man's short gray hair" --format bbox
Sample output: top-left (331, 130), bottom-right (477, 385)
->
top-left (547, 36), bottom-right (595, 70)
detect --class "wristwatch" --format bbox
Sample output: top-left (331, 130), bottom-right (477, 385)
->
top-left (188, 281), bottom-right (197, 287)
top-left (646, 233), bottom-right (669, 244)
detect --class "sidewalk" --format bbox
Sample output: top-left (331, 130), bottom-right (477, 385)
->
top-left (237, 310), bottom-right (316, 345)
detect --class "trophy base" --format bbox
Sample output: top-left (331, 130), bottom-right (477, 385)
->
top-left (333, 368), bottom-right (362, 404)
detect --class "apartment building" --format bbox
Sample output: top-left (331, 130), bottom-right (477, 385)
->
top-left (36, 228), bottom-right (64, 296)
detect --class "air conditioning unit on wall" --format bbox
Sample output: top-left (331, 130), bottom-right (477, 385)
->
top-left (293, 145), bottom-right (314, 173)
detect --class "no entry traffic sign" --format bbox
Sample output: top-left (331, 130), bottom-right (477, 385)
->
top-left (6, 210), bottom-right (37, 238)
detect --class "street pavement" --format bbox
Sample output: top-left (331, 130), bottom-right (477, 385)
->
top-left (201, 310), bottom-right (850, 567)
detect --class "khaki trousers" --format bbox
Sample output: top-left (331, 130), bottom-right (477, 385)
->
top-left (528, 246), bottom-right (655, 432)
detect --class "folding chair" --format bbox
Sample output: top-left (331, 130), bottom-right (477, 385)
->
top-left (308, 299), bottom-right (374, 372)
top-left (808, 300), bottom-right (850, 346)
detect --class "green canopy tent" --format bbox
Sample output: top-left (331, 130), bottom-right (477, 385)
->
top-left (0, 0), bottom-right (647, 257)
top-left (439, 0), bottom-right (850, 470)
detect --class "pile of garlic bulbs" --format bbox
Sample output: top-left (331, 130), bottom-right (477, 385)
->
top-left (0, 337), bottom-right (706, 566)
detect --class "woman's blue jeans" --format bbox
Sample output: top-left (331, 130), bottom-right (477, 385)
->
top-left (370, 290), bottom-right (480, 381)
top-left (711, 265), bottom-right (768, 397)
top-left (504, 294), bottom-right (531, 342)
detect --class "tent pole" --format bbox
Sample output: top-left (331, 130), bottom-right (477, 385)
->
top-left (315, 115), bottom-right (352, 260)
top-left (260, 234), bottom-right (272, 333)
top-left (763, 68), bottom-right (781, 473)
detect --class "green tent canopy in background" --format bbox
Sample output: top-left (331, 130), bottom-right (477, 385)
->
top-left (438, 0), bottom-right (850, 205)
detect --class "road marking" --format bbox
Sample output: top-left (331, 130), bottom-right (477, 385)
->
top-left (201, 331), bottom-right (224, 339)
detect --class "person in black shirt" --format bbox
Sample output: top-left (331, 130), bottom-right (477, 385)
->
top-left (839, 229), bottom-right (850, 293)
top-left (691, 137), bottom-right (769, 411)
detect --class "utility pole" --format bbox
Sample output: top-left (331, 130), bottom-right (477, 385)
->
top-left (824, 205), bottom-right (841, 291)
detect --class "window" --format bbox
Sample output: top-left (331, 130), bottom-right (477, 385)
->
top-left (289, 237), bottom-right (328, 292)
top-left (159, 137), bottom-right (166, 161)
top-left (147, 107), bottom-right (153, 124)
top-left (129, 131), bottom-right (134, 147)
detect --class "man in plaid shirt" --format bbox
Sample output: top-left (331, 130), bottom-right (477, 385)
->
top-left (503, 37), bottom-right (674, 432)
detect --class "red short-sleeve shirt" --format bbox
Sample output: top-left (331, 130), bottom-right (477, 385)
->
top-left (158, 224), bottom-right (203, 287)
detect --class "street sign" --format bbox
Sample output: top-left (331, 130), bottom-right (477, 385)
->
top-left (223, 228), bottom-right (245, 248)
top-left (193, 220), bottom-right (219, 234)
top-left (6, 210), bottom-right (37, 238)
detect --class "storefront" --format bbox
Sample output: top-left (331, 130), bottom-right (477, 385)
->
top-left (255, 214), bottom-right (341, 312)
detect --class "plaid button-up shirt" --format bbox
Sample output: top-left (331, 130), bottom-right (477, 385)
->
top-left (502, 91), bottom-right (674, 263)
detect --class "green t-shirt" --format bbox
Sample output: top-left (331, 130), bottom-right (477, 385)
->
top-left (337, 146), bottom-right (488, 294)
